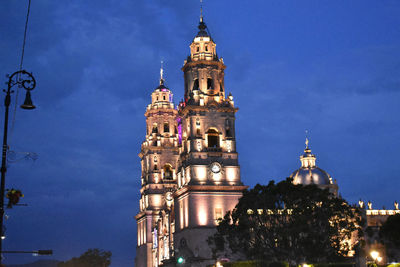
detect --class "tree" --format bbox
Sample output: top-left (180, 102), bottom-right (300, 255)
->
top-left (208, 178), bottom-right (363, 265)
top-left (58, 248), bottom-right (112, 267)
top-left (380, 213), bottom-right (400, 260)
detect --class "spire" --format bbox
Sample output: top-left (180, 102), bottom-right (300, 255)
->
top-left (159, 60), bottom-right (164, 85)
top-left (200, 0), bottom-right (203, 23)
top-left (305, 130), bottom-right (309, 150)
top-left (196, 0), bottom-right (209, 38)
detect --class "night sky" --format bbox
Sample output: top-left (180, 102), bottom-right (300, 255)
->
top-left (1, 0), bottom-right (400, 266)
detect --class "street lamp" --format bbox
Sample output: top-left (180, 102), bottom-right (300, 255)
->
top-left (0, 70), bottom-right (36, 264)
top-left (370, 250), bottom-right (383, 264)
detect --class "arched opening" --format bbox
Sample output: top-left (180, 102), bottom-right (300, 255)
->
top-left (196, 119), bottom-right (201, 135)
top-left (225, 119), bottom-right (232, 137)
top-left (163, 164), bottom-right (173, 180)
top-left (207, 78), bottom-right (213, 89)
top-left (207, 129), bottom-right (219, 148)
top-left (193, 79), bottom-right (199, 91)
top-left (152, 124), bottom-right (158, 134)
top-left (164, 123), bottom-right (169, 133)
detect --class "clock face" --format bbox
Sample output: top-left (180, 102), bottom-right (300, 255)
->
top-left (211, 162), bottom-right (221, 174)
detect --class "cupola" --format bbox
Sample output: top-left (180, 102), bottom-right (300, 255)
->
top-left (148, 64), bottom-right (174, 110)
top-left (189, 17), bottom-right (217, 61)
top-left (290, 138), bottom-right (334, 186)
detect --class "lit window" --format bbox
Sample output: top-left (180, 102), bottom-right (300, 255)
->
top-left (163, 164), bottom-right (173, 180)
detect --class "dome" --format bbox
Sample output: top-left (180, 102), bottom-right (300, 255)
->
top-left (155, 79), bottom-right (169, 91)
top-left (196, 20), bottom-right (209, 38)
top-left (290, 140), bottom-right (333, 186)
top-left (290, 166), bottom-right (332, 185)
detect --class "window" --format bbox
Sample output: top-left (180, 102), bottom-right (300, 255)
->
top-left (207, 78), bottom-right (213, 89)
top-left (163, 164), bottom-right (173, 180)
top-left (205, 45), bottom-right (208, 51)
top-left (207, 129), bottom-right (219, 148)
top-left (225, 119), bottom-right (232, 137)
top-left (152, 124), bottom-right (158, 134)
top-left (193, 79), bottom-right (199, 91)
top-left (164, 123), bottom-right (169, 133)
top-left (196, 46), bottom-right (199, 52)
top-left (163, 95), bottom-right (166, 100)
top-left (196, 119), bottom-right (201, 135)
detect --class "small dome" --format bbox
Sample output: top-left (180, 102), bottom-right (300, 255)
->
top-left (156, 79), bottom-right (169, 91)
top-left (196, 20), bottom-right (209, 38)
top-left (290, 140), bottom-right (333, 186)
top-left (290, 166), bottom-right (332, 185)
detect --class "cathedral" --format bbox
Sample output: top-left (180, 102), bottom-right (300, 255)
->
top-left (135, 13), bottom-right (399, 267)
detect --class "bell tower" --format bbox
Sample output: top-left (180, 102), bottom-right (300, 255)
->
top-left (183, 17), bottom-right (226, 104)
top-left (135, 67), bottom-right (179, 267)
top-left (173, 16), bottom-right (247, 265)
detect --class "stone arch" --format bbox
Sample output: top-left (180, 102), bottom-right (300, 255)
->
top-left (163, 164), bottom-right (173, 180)
top-left (206, 128), bottom-right (219, 148)
top-left (192, 79), bottom-right (199, 91)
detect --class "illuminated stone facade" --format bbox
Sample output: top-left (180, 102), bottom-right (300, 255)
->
top-left (135, 17), bottom-right (246, 267)
top-left (135, 74), bottom-right (180, 267)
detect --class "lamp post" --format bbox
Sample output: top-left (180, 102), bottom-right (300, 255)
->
top-left (0, 70), bottom-right (36, 263)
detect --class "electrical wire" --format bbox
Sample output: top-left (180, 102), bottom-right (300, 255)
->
top-left (10, 0), bottom-right (32, 140)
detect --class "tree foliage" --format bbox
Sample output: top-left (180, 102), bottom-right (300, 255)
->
top-left (208, 179), bottom-right (363, 265)
top-left (58, 248), bottom-right (112, 267)
top-left (380, 213), bottom-right (400, 261)
top-left (380, 213), bottom-right (400, 248)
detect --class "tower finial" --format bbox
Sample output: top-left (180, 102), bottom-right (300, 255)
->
top-left (160, 60), bottom-right (164, 85)
top-left (200, 0), bottom-right (203, 22)
top-left (305, 130), bottom-right (309, 149)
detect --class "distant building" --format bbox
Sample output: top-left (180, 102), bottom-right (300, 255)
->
top-left (290, 142), bottom-right (400, 264)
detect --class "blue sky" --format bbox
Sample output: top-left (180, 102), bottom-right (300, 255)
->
top-left (0, 0), bottom-right (399, 266)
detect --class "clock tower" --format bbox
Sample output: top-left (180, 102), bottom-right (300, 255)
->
top-left (173, 17), bottom-right (247, 265)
